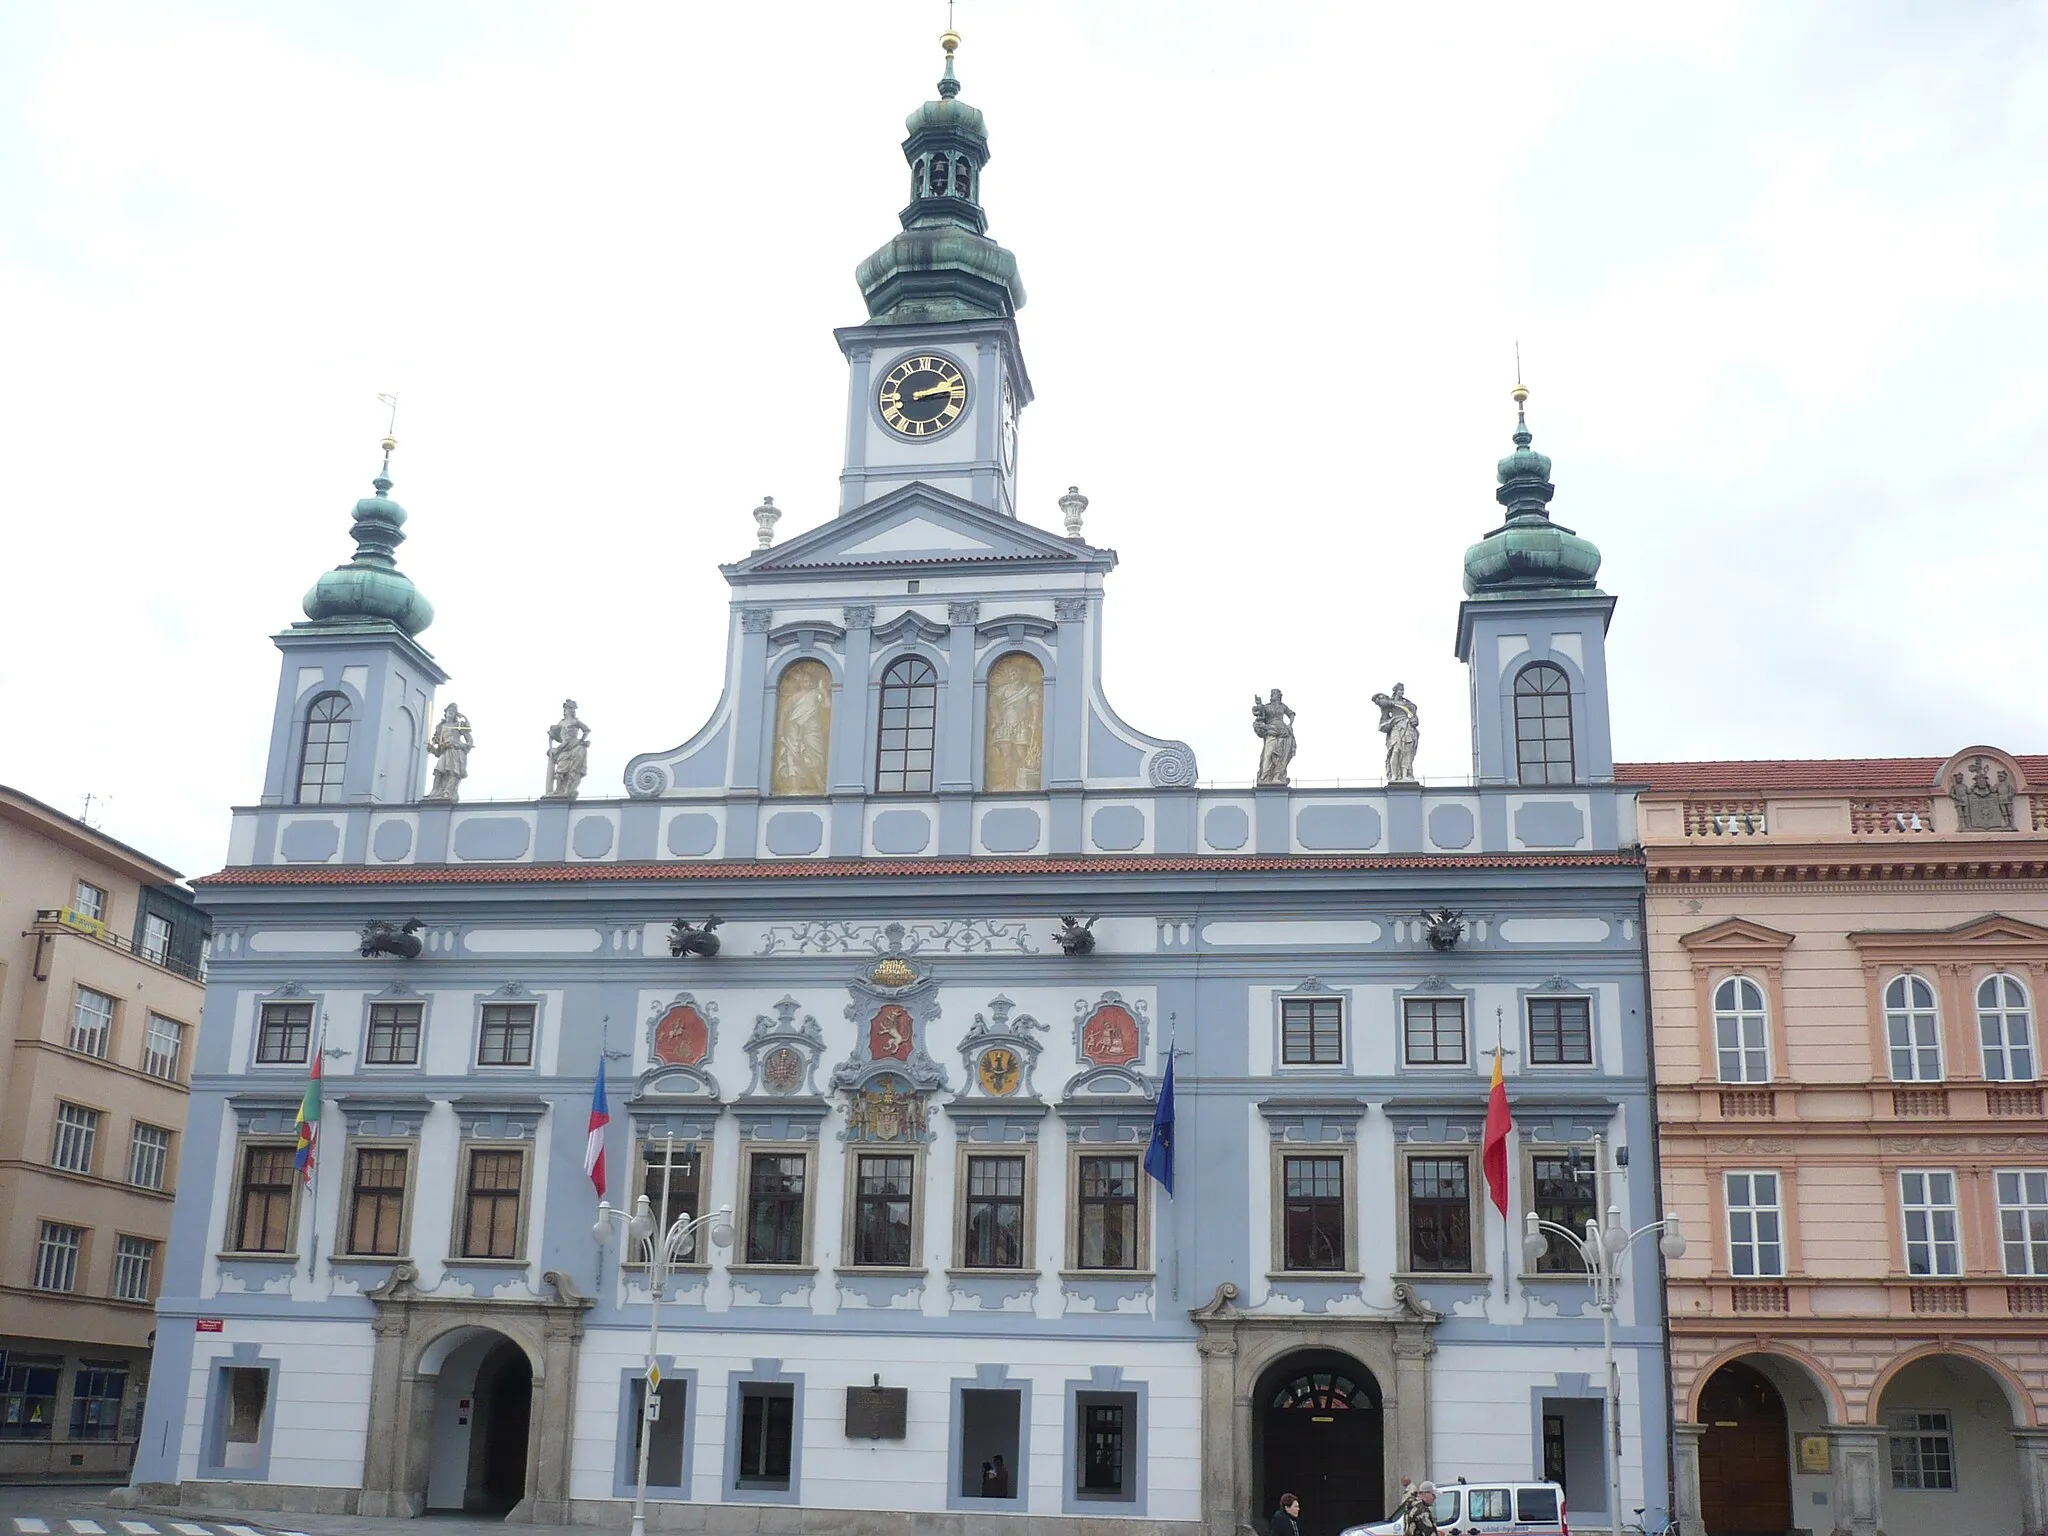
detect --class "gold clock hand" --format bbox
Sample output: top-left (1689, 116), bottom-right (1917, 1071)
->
top-left (911, 380), bottom-right (961, 400)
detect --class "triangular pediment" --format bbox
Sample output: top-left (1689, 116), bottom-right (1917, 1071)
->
top-left (1678, 917), bottom-right (1797, 952)
top-left (1849, 913), bottom-right (2048, 950)
top-left (727, 482), bottom-right (1111, 575)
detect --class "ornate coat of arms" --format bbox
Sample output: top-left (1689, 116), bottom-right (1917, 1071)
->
top-left (845, 1074), bottom-right (929, 1143)
top-left (831, 948), bottom-right (948, 1095)
top-left (955, 994), bottom-right (1049, 1101)
top-left (1079, 995), bottom-right (1141, 1066)
top-left (638, 991), bottom-right (720, 1099)
top-left (1064, 990), bottom-right (1156, 1101)
top-left (740, 996), bottom-right (825, 1098)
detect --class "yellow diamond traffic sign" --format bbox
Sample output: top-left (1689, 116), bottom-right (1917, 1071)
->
top-left (647, 1361), bottom-right (662, 1390)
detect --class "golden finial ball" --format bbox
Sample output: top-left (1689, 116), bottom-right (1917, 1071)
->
top-left (1511, 385), bottom-right (1529, 405)
top-left (381, 434), bottom-right (399, 453)
top-left (941, 29), bottom-right (961, 54)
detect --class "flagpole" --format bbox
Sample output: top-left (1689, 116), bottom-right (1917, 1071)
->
top-left (304, 1031), bottom-right (324, 1285)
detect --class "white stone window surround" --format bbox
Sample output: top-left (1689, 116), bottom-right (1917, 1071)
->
top-left (1978, 972), bottom-right (2037, 1083)
top-left (1884, 973), bottom-right (1946, 1083)
top-left (624, 1125), bottom-right (715, 1274)
top-left (837, 1142), bottom-right (929, 1277)
top-left (469, 984), bottom-right (543, 1074)
top-left (450, 1140), bottom-right (533, 1265)
top-left (1273, 978), bottom-right (1352, 1072)
top-left (248, 983), bottom-right (320, 1071)
top-left (1062, 1141), bottom-right (1153, 1280)
top-left (1395, 1144), bottom-right (1487, 1281)
top-left (731, 1139), bottom-right (821, 1277)
top-left (950, 1140), bottom-right (1039, 1277)
top-left (1712, 975), bottom-right (1773, 1084)
top-left (1395, 978), bottom-right (1479, 1072)
top-left (335, 1137), bottom-right (420, 1263)
top-left (1899, 1168), bottom-right (1962, 1277)
top-left (359, 983), bottom-right (430, 1072)
top-left (1723, 1169), bottom-right (1786, 1279)
top-left (1520, 979), bottom-right (1600, 1070)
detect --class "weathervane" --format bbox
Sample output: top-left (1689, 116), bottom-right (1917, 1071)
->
top-left (376, 392), bottom-right (399, 480)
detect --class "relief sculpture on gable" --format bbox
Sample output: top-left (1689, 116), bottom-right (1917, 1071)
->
top-left (771, 658), bottom-right (833, 797)
top-left (984, 651), bottom-right (1044, 793)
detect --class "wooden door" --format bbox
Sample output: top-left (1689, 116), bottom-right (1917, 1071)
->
top-left (1698, 1362), bottom-right (1792, 1536)
top-left (1261, 1363), bottom-right (1384, 1536)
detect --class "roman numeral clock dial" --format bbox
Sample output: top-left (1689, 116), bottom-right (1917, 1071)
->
top-left (878, 354), bottom-right (968, 437)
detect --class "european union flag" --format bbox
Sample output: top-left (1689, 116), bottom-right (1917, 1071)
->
top-left (1143, 1052), bottom-right (1175, 1195)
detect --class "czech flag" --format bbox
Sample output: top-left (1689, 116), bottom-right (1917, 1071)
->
top-left (1481, 1046), bottom-right (1513, 1216)
top-left (294, 1050), bottom-right (322, 1190)
top-left (585, 1058), bottom-right (610, 1199)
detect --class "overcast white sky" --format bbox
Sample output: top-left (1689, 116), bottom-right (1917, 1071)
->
top-left (2, 1), bottom-right (2044, 879)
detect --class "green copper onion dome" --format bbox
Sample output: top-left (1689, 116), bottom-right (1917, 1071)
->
top-left (855, 29), bottom-right (1025, 324)
top-left (301, 437), bottom-right (435, 636)
top-left (1462, 386), bottom-right (1603, 595)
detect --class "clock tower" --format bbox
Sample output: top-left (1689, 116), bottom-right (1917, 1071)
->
top-left (835, 30), bottom-right (1031, 519)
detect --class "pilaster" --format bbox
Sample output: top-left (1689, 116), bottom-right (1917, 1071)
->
top-left (1827, 1427), bottom-right (1885, 1536)
top-left (1671, 1422), bottom-right (1706, 1536)
top-left (2017, 1428), bottom-right (2048, 1536)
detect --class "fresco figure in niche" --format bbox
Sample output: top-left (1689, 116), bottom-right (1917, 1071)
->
top-left (1252, 689), bottom-right (1297, 786)
top-left (425, 703), bottom-right (472, 801)
top-left (544, 700), bottom-right (590, 798)
top-left (771, 659), bottom-right (833, 797)
top-left (1374, 683), bottom-right (1420, 784)
top-left (984, 652), bottom-right (1044, 792)
top-left (1949, 756), bottom-right (2017, 831)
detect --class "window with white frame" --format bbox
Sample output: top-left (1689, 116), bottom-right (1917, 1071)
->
top-left (72, 881), bottom-right (107, 923)
top-left (743, 1150), bottom-right (809, 1265)
top-left (1402, 997), bottom-right (1467, 1066)
top-left (33, 1223), bottom-right (82, 1292)
top-left (1713, 976), bottom-right (1771, 1083)
top-left (1724, 1171), bottom-right (1785, 1277)
top-left (1884, 975), bottom-right (1944, 1082)
top-left (112, 1236), bottom-right (156, 1302)
top-left (477, 1002), bottom-right (535, 1067)
top-left (850, 1153), bottom-right (916, 1267)
top-left (1075, 1155), bottom-right (1143, 1271)
top-left (69, 987), bottom-right (115, 1057)
top-left (1899, 1170), bottom-right (1961, 1276)
top-left (296, 692), bottom-right (353, 804)
top-left (364, 1001), bottom-right (422, 1066)
top-left (1280, 996), bottom-right (1343, 1066)
top-left (1996, 1170), bottom-right (2048, 1277)
top-left (141, 913), bottom-right (173, 967)
top-left (255, 1001), bottom-right (312, 1065)
top-left (142, 1014), bottom-right (184, 1080)
top-left (961, 1152), bottom-right (1027, 1269)
top-left (1978, 974), bottom-right (2036, 1082)
top-left (1886, 1409), bottom-right (1955, 1490)
top-left (1527, 995), bottom-right (1593, 1065)
top-left (129, 1124), bottom-right (172, 1190)
top-left (50, 1103), bottom-right (99, 1174)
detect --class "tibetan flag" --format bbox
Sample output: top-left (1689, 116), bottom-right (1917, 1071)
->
top-left (293, 1051), bottom-right (322, 1189)
top-left (1143, 1052), bottom-right (1175, 1195)
top-left (585, 1058), bottom-right (611, 1199)
top-left (1481, 1046), bottom-right (1513, 1217)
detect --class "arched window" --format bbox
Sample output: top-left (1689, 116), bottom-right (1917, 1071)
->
top-left (952, 157), bottom-right (972, 197)
top-left (770, 659), bottom-right (833, 797)
top-left (875, 655), bottom-right (938, 793)
top-left (910, 158), bottom-right (927, 203)
top-left (296, 692), bottom-right (353, 804)
top-left (928, 153), bottom-right (950, 198)
top-left (1884, 974), bottom-right (1944, 1082)
top-left (1979, 973), bottom-right (2036, 1082)
top-left (1512, 662), bottom-right (1574, 784)
top-left (1713, 976), bottom-right (1770, 1083)
top-left (982, 652), bottom-right (1044, 793)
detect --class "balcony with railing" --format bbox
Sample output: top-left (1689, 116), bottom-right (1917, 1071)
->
top-left (28, 909), bottom-right (205, 983)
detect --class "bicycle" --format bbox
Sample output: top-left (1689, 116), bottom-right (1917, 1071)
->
top-left (1620, 1508), bottom-right (1682, 1536)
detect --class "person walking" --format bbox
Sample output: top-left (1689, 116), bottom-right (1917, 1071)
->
top-left (1397, 1481), bottom-right (1439, 1536)
top-left (1271, 1492), bottom-right (1302, 1536)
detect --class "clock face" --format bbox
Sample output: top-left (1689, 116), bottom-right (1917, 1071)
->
top-left (879, 354), bottom-right (968, 437)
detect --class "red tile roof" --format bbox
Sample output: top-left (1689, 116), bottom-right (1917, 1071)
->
top-left (193, 850), bottom-right (1642, 888)
top-left (1618, 756), bottom-right (2048, 795)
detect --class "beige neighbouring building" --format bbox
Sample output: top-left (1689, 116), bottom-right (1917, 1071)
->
top-left (1627, 747), bottom-right (2048, 1536)
top-left (0, 786), bottom-right (209, 1480)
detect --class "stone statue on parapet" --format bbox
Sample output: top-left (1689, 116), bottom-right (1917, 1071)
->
top-left (1252, 689), bottom-right (1297, 787)
top-left (544, 700), bottom-right (591, 799)
top-left (425, 703), bottom-right (472, 801)
top-left (1374, 683), bottom-right (1420, 784)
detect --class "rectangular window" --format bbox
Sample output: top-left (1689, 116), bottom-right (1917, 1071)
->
top-left (852, 1154), bottom-right (915, 1267)
top-left (1888, 1008), bottom-right (1944, 1082)
top-left (33, 1222), bottom-right (83, 1292)
top-left (364, 1002), bottom-right (422, 1066)
top-left (1076, 1155), bottom-right (1141, 1270)
top-left (69, 1368), bottom-right (127, 1441)
top-left (233, 1144), bottom-right (297, 1253)
top-left (50, 1102), bottom-right (100, 1174)
top-left (477, 1002), bottom-right (535, 1067)
top-left (1403, 997), bottom-right (1467, 1066)
top-left (1886, 1409), bottom-right (1955, 1490)
top-left (1530, 1153), bottom-right (1594, 1273)
top-left (216, 1366), bottom-right (269, 1470)
top-left (735, 1385), bottom-right (794, 1489)
top-left (141, 913), bottom-right (173, 967)
top-left (1527, 996), bottom-right (1593, 1065)
top-left (347, 1147), bottom-right (410, 1257)
top-left (1281, 1156), bottom-right (1345, 1271)
top-left (1983, 1002), bottom-right (2036, 1082)
top-left (963, 1154), bottom-right (1026, 1268)
top-left (255, 1001), bottom-right (312, 1065)
top-left (1997, 1169), bottom-right (2048, 1277)
top-left (69, 986), bottom-right (115, 1057)
top-left (112, 1236), bottom-right (156, 1302)
top-left (744, 1152), bottom-right (808, 1265)
top-left (1725, 1171), bottom-right (1785, 1278)
top-left (1074, 1391), bottom-right (1138, 1502)
top-left (73, 881), bottom-right (107, 922)
top-left (628, 1377), bottom-right (687, 1489)
top-left (1900, 1170), bottom-right (1961, 1277)
top-left (1280, 996), bottom-right (1344, 1065)
top-left (0, 1361), bottom-right (60, 1440)
top-left (1407, 1156), bottom-right (1472, 1272)
top-left (460, 1149), bottom-right (525, 1259)
top-left (142, 1013), bottom-right (184, 1080)
top-left (130, 1124), bottom-right (172, 1190)
top-left (958, 1388), bottom-right (1022, 1500)
top-left (641, 1140), bottom-right (704, 1243)
top-left (1716, 1010), bottom-right (1770, 1083)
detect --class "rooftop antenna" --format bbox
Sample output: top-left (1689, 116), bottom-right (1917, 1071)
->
top-left (1512, 343), bottom-right (1529, 425)
top-left (79, 793), bottom-right (109, 828)
top-left (376, 393), bottom-right (400, 483)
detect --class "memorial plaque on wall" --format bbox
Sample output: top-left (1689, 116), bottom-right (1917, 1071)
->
top-left (845, 1385), bottom-right (908, 1440)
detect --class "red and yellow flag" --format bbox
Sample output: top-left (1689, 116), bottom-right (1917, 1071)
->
top-left (1481, 1046), bottom-right (1513, 1216)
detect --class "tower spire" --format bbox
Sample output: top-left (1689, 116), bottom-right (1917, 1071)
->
top-left (1460, 373), bottom-right (1603, 596)
top-left (300, 404), bottom-right (434, 636)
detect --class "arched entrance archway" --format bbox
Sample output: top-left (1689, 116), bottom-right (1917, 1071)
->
top-left (419, 1329), bottom-right (535, 1516)
top-left (1875, 1352), bottom-right (2024, 1536)
top-left (1697, 1361), bottom-right (1791, 1536)
top-left (1254, 1350), bottom-right (1384, 1536)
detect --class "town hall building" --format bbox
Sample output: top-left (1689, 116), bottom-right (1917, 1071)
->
top-left (129, 32), bottom-right (1671, 1536)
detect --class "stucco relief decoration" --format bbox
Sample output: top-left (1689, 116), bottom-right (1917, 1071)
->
top-left (1063, 991), bottom-right (1154, 1100)
top-left (649, 994), bottom-right (715, 1068)
top-left (740, 997), bottom-right (825, 1099)
top-left (756, 918), bottom-right (1038, 957)
top-left (870, 1004), bottom-right (914, 1062)
top-left (984, 652), bottom-right (1045, 792)
top-left (842, 1074), bottom-right (931, 1144)
top-left (771, 659), bottom-right (833, 797)
top-left (832, 945), bottom-right (949, 1096)
top-left (1078, 995), bottom-right (1142, 1066)
top-left (1146, 740), bottom-right (1198, 787)
top-left (956, 994), bottom-right (1049, 1100)
top-left (1949, 756), bottom-right (2017, 831)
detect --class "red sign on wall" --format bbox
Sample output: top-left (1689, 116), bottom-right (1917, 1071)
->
top-left (651, 1004), bottom-right (710, 1067)
top-left (1080, 1004), bottom-right (1140, 1067)
top-left (195, 1319), bottom-right (224, 1333)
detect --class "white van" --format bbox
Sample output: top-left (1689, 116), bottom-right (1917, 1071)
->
top-left (1339, 1479), bottom-right (1568, 1536)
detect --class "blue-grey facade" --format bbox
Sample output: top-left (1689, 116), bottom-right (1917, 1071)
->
top-left (133, 37), bottom-right (1667, 1536)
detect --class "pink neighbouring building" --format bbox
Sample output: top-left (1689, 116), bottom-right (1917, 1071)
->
top-left (1627, 746), bottom-right (2048, 1536)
